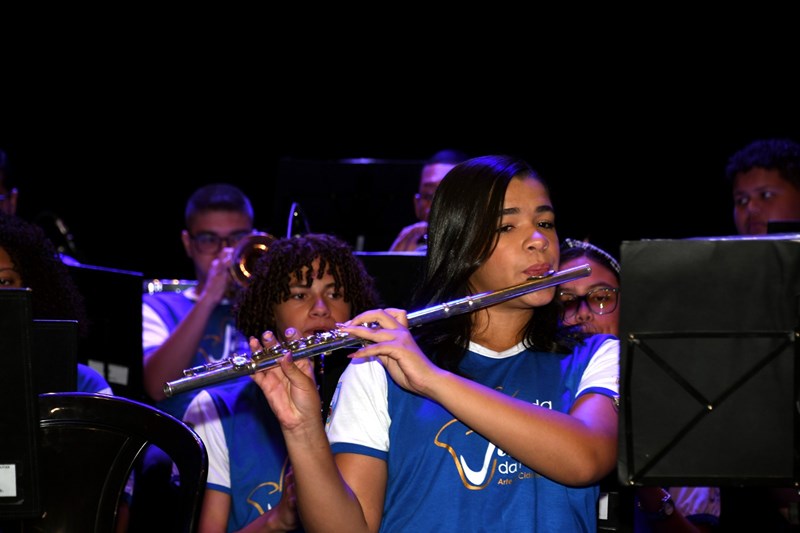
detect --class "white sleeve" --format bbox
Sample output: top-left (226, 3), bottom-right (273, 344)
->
top-left (142, 301), bottom-right (169, 351)
top-left (183, 390), bottom-right (230, 489)
top-left (325, 357), bottom-right (391, 453)
top-left (577, 338), bottom-right (619, 396)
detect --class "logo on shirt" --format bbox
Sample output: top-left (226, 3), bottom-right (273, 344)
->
top-left (433, 395), bottom-right (552, 489)
top-left (246, 457), bottom-right (290, 515)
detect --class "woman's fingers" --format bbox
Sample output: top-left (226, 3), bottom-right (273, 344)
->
top-left (342, 308), bottom-right (407, 329)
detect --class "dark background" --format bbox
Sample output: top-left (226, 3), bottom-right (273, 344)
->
top-left (3, 40), bottom-right (800, 281)
top-left (4, 107), bottom-right (798, 281)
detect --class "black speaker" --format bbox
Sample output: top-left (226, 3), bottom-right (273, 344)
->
top-left (0, 289), bottom-right (41, 518)
top-left (618, 236), bottom-right (800, 486)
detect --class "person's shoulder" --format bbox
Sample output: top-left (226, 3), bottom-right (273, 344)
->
top-left (588, 333), bottom-right (619, 344)
top-left (574, 333), bottom-right (619, 357)
top-left (77, 363), bottom-right (113, 394)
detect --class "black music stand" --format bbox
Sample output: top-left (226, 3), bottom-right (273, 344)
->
top-left (618, 235), bottom-right (800, 487)
top-left (68, 262), bottom-right (144, 401)
top-left (0, 289), bottom-right (41, 518)
top-left (32, 320), bottom-right (78, 393)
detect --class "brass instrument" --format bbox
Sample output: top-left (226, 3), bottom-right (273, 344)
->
top-left (230, 232), bottom-right (276, 286)
top-left (142, 233), bottom-right (276, 295)
top-left (164, 263), bottom-right (591, 397)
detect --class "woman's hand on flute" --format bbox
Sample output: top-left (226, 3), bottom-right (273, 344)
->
top-left (338, 309), bottom-right (446, 398)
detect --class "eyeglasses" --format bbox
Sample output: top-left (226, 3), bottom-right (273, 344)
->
top-left (558, 287), bottom-right (620, 319)
top-left (189, 230), bottom-right (253, 254)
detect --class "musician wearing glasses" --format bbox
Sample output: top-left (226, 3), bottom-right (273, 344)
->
top-left (183, 233), bottom-right (381, 532)
top-left (558, 239), bottom-right (721, 532)
top-left (250, 155), bottom-right (620, 531)
top-left (388, 149), bottom-right (469, 252)
top-left (142, 182), bottom-right (256, 416)
top-left (133, 184), bottom-right (256, 531)
top-left (557, 238), bottom-right (621, 336)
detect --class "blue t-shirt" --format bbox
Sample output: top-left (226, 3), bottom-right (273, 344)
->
top-left (327, 334), bottom-right (619, 532)
top-left (77, 363), bottom-right (112, 394)
top-left (143, 291), bottom-right (247, 419)
top-left (184, 378), bottom-right (302, 533)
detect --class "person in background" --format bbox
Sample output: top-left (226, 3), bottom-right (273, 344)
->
top-left (726, 138), bottom-right (800, 235)
top-left (723, 139), bottom-right (800, 531)
top-left (0, 148), bottom-right (84, 264)
top-left (558, 238), bottom-right (721, 532)
top-left (0, 211), bottom-right (110, 393)
top-left (0, 210), bottom-right (128, 530)
top-left (142, 182), bottom-right (256, 417)
top-left (0, 149), bottom-right (18, 216)
top-left (251, 155), bottom-right (619, 531)
top-left (558, 238), bottom-right (621, 336)
top-left (388, 148), bottom-right (469, 252)
top-left (183, 233), bottom-right (381, 532)
top-left (133, 183), bottom-right (257, 532)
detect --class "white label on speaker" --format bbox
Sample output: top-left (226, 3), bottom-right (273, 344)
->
top-left (0, 464), bottom-right (17, 497)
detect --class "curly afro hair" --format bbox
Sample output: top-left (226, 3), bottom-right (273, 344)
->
top-left (235, 233), bottom-right (381, 339)
top-left (0, 212), bottom-right (89, 336)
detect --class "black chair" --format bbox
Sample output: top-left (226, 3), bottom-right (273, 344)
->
top-left (22, 392), bottom-right (208, 532)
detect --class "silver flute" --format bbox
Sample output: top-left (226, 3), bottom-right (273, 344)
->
top-left (164, 263), bottom-right (591, 397)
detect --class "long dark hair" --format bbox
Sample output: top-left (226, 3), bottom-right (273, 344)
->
top-left (410, 155), bottom-right (578, 375)
top-left (235, 233), bottom-right (381, 339)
